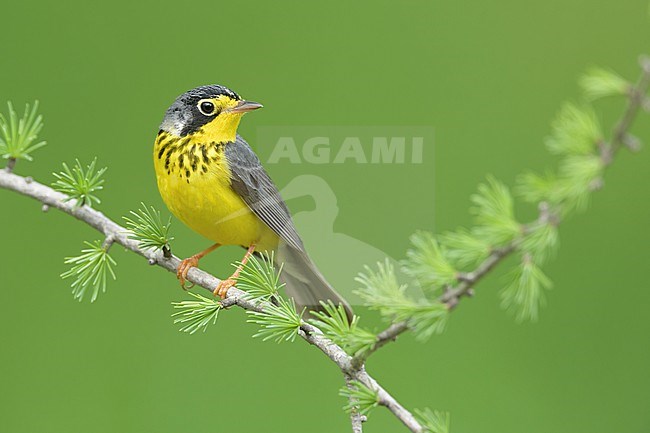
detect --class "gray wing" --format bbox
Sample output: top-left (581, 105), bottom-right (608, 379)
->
top-left (225, 135), bottom-right (304, 251)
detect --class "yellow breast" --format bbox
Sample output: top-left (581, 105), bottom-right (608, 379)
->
top-left (153, 132), bottom-right (278, 251)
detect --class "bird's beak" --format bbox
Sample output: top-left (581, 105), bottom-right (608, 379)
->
top-left (228, 100), bottom-right (263, 114)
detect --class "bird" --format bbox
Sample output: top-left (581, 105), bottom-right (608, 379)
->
top-left (153, 84), bottom-right (352, 318)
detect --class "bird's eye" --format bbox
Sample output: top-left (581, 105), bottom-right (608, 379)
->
top-left (198, 100), bottom-right (216, 116)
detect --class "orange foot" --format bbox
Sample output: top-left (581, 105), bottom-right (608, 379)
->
top-left (210, 243), bottom-right (256, 298)
top-left (177, 256), bottom-right (200, 289)
top-left (213, 278), bottom-right (236, 298)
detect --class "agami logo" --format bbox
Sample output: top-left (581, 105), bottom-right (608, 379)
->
top-left (256, 126), bottom-right (433, 165)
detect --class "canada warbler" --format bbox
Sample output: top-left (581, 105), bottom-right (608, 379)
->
top-left (154, 84), bottom-right (351, 317)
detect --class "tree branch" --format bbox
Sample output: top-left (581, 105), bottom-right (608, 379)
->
top-left (3, 56), bottom-right (648, 433)
top-left (358, 55), bottom-right (650, 365)
top-left (0, 169), bottom-right (425, 433)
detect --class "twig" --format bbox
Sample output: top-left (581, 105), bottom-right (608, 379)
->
top-left (102, 234), bottom-right (116, 251)
top-left (5, 158), bottom-right (16, 173)
top-left (442, 244), bottom-right (516, 309)
top-left (607, 55), bottom-right (650, 158)
top-left (0, 169), bottom-right (424, 433)
top-left (345, 376), bottom-right (366, 433)
top-left (351, 321), bottom-right (409, 369)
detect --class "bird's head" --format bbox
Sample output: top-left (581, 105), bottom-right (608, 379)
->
top-left (160, 84), bottom-right (262, 143)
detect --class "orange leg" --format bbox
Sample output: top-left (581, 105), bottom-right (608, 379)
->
top-left (177, 243), bottom-right (220, 289)
top-left (213, 243), bottom-right (256, 298)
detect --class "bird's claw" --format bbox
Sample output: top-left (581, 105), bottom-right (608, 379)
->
top-left (213, 278), bottom-right (236, 298)
top-left (177, 256), bottom-right (200, 289)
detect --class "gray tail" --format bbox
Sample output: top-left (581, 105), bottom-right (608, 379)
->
top-left (276, 242), bottom-right (353, 321)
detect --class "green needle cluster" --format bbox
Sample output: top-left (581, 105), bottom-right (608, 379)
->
top-left (415, 408), bottom-right (450, 433)
top-left (52, 158), bottom-right (107, 208)
top-left (124, 203), bottom-right (174, 256)
top-left (61, 240), bottom-right (117, 302)
top-left (356, 260), bottom-right (449, 341)
top-left (0, 101), bottom-right (47, 164)
top-left (310, 301), bottom-right (376, 356)
top-left (339, 380), bottom-right (380, 417)
top-left (172, 292), bottom-right (222, 334)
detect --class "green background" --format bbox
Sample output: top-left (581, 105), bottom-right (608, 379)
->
top-left (1, 1), bottom-right (649, 432)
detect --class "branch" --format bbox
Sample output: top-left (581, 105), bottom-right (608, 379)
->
top-left (3, 56), bottom-right (648, 433)
top-left (0, 169), bottom-right (425, 433)
top-left (360, 321), bottom-right (409, 360)
top-left (607, 55), bottom-right (650, 158)
top-left (359, 55), bottom-right (650, 364)
top-left (353, 243), bottom-right (515, 366)
top-left (356, 368), bottom-right (423, 432)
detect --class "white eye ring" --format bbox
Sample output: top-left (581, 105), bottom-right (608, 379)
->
top-left (198, 99), bottom-right (217, 116)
